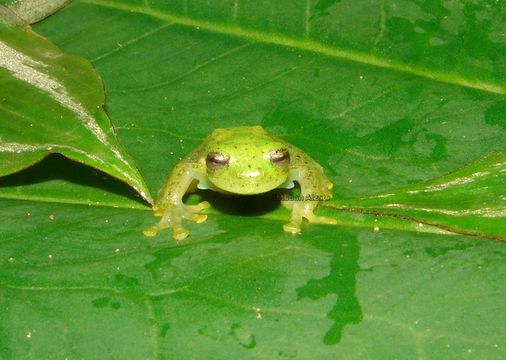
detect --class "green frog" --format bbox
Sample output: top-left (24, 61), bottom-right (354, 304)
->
top-left (144, 126), bottom-right (336, 240)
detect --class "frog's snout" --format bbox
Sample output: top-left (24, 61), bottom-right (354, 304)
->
top-left (238, 169), bottom-right (263, 178)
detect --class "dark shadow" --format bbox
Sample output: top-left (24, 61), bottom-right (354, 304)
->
top-left (186, 188), bottom-right (290, 217)
top-left (0, 153), bottom-right (147, 206)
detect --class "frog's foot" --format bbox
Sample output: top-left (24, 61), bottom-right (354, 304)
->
top-left (283, 202), bottom-right (337, 235)
top-left (144, 201), bottom-right (210, 240)
top-left (153, 201), bottom-right (209, 217)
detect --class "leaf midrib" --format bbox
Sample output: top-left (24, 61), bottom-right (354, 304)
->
top-left (0, 195), bottom-right (449, 237)
top-left (81, 0), bottom-right (505, 95)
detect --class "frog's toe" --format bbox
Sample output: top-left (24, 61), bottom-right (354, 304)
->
top-left (307, 215), bottom-right (337, 225)
top-left (143, 220), bottom-right (171, 237)
top-left (172, 227), bottom-right (189, 241)
top-left (187, 201), bottom-right (210, 212)
top-left (153, 207), bottom-right (164, 217)
top-left (186, 213), bottom-right (208, 223)
top-left (143, 226), bottom-right (160, 237)
top-left (283, 221), bottom-right (302, 234)
top-left (324, 181), bottom-right (333, 190)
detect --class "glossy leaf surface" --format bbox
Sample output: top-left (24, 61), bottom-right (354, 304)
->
top-left (1, 0), bottom-right (505, 358)
top-left (0, 6), bottom-right (152, 202)
top-left (331, 147), bottom-right (506, 240)
top-left (0, 0), bottom-right (71, 23)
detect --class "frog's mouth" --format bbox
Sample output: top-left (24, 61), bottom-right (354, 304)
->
top-left (206, 174), bottom-right (291, 196)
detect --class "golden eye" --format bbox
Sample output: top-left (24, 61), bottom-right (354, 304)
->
top-left (206, 152), bottom-right (229, 171)
top-left (269, 148), bottom-right (290, 167)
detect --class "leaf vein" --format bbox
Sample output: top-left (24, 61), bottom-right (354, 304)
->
top-left (91, 22), bottom-right (174, 63)
top-left (81, 0), bottom-right (506, 95)
top-left (111, 43), bottom-right (251, 93)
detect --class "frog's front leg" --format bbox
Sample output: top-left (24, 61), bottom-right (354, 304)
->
top-left (143, 163), bottom-right (210, 240)
top-left (282, 167), bottom-right (337, 234)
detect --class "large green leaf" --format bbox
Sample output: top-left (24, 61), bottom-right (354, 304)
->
top-left (0, 6), bottom-right (152, 202)
top-left (1, 0), bottom-right (505, 358)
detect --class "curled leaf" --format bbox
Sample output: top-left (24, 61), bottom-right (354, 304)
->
top-left (332, 148), bottom-right (506, 241)
top-left (0, 7), bottom-right (152, 203)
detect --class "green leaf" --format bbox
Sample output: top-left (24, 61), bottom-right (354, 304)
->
top-left (0, 6), bottom-right (152, 203)
top-left (1, 0), bottom-right (506, 358)
top-left (331, 147), bottom-right (506, 240)
top-left (0, 0), bottom-right (72, 23)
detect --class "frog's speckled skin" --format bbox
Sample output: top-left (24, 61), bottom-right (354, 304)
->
top-left (144, 126), bottom-right (336, 240)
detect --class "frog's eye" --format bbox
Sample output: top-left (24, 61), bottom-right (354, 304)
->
top-left (206, 152), bottom-right (229, 171)
top-left (269, 149), bottom-right (290, 167)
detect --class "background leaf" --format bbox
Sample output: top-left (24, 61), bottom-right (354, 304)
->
top-left (1, 0), bottom-right (505, 358)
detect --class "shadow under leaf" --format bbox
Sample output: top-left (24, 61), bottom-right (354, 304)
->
top-left (0, 153), bottom-right (147, 207)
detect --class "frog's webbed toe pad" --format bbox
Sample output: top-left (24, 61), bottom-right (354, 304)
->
top-left (172, 227), bottom-right (190, 241)
top-left (185, 213), bottom-right (208, 223)
top-left (186, 201), bottom-right (211, 212)
top-left (283, 222), bottom-right (302, 234)
top-left (143, 227), bottom-right (160, 237)
top-left (306, 214), bottom-right (337, 225)
top-left (144, 201), bottom-right (209, 240)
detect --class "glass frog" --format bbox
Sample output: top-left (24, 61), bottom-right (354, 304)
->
top-left (144, 126), bottom-right (336, 240)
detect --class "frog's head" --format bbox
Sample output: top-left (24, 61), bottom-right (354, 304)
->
top-left (204, 136), bottom-right (291, 195)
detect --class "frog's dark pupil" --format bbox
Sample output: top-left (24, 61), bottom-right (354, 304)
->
top-left (206, 152), bottom-right (229, 170)
top-left (269, 149), bottom-right (290, 166)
